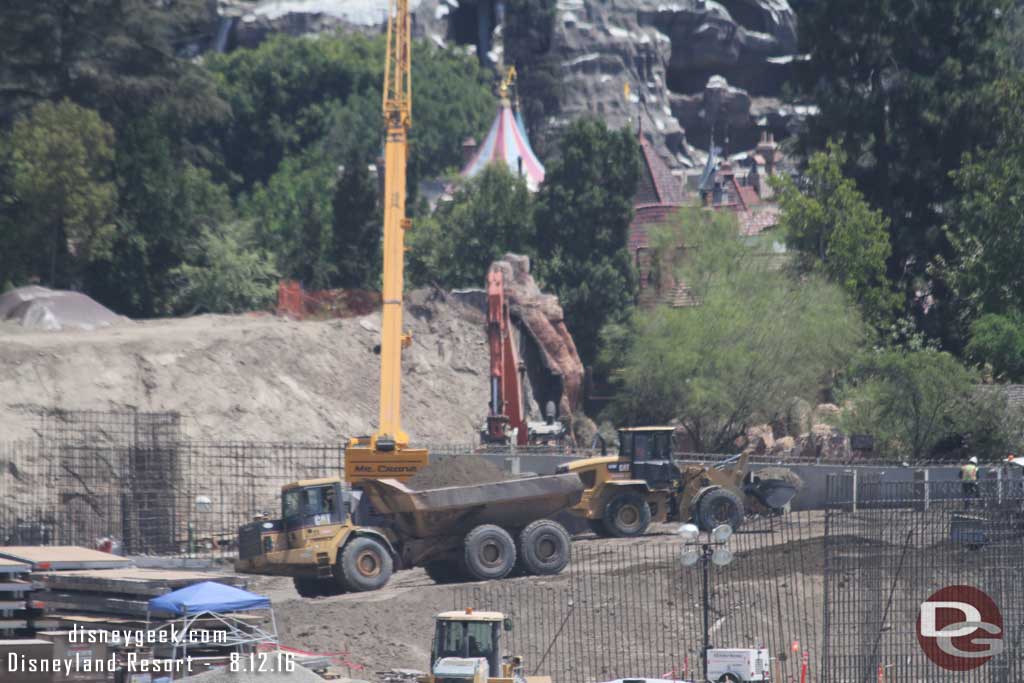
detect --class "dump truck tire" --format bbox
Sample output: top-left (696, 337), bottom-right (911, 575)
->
top-left (339, 537), bottom-right (393, 592)
top-left (518, 520), bottom-right (571, 575)
top-left (424, 560), bottom-right (465, 584)
top-left (694, 487), bottom-right (745, 532)
top-left (603, 492), bottom-right (651, 537)
top-left (463, 524), bottom-right (516, 580)
top-left (293, 577), bottom-right (322, 598)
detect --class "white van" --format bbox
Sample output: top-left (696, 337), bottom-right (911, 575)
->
top-left (705, 648), bottom-right (770, 682)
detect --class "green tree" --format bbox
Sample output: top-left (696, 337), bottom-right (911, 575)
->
top-left (966, 313), bottom-right (1024, 382)
top-left (85, 118), bottom-right (235, 316)
top-left (795, 0), bottom-right (1012, 344)
top-left (6, 100), bottom-right (117, 287)
top-left (0, 0), bottom-right (226, 130)
top-left (408, 164), bottom-right (535, 288)
top-left (244, 153), bottom-right (337, 289)
top-left (331, 152), bottom-right (381, 289)
top-left (534, 118), bottom-right (640, 366)
top-left (838, 349), bottom-right (1021, 461)
top-left (168, 222), bottom-right (278, 315)
top-left (606, 210), bottom-right (863, 452)
top-left (774, 141), bottom-right (897, 326)
top-left (207, 34), bottom-right (493, 191)
top-left (945, 76), bottom-right (1024, 322)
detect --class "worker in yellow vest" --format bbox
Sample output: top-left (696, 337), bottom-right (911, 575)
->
top-left (960, 456), bottom-right (979, 508)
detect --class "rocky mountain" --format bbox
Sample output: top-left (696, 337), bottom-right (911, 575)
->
top-left (217, 0), bottom-right (807, 170)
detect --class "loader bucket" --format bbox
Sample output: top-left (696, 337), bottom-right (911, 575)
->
top-left (358, 474), bottom-right (585, 539)
top-left (746, 478), bottom-right (799, 511)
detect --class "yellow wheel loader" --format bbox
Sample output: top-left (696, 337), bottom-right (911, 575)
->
top-left (235, 474), bottom-right (583, 597)
top-left (556, 427), bottom-right (799, 537)
top-left (419, 609), bottom-right (551, 683)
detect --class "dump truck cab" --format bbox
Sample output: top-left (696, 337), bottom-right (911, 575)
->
top-left (236, 476), bottom-right (397, 598)
top-left (559, 427), bottom-right (798, 537)
top-left (425, 610), bottom-right (551, 683)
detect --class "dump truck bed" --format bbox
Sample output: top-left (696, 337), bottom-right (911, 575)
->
top-left (358, 474), bottom-right (584, 538)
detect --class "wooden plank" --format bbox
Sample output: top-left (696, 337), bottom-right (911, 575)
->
top-left (35, 569), bottom-right (245, 597)
top-left (0, 579), bottom-right (33, 592)
top-left (0, 557), bottom-right (31, 573)
top-left (0, 546), bottom-right (131, 570)
top-left (0, 619), bottom-right (28, 629)
top-left (33, 591), bottom-right (151, 617)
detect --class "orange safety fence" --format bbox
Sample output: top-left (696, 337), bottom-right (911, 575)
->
top-left (276, 280), bottom-right (381, 320)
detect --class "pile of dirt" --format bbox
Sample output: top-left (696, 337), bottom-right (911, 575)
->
top-left (0, 288), bottom-right (490, 442)
top-left (406, 455), bottom-right (508, 490)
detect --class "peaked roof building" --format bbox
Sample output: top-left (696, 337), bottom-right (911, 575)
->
top-left (460, 94), bottom-right (545, 191)
top-left (630, 131), bottom-right (687, 306)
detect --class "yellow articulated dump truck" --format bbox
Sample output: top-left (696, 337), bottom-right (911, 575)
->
top-left (419, 609), bottom-right (551, 683)
top-left (235, 474), bottom-right (583, 597)
top-left (557, 426), bottom-right (799, 537)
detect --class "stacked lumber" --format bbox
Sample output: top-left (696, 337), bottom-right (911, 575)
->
top-left (0, 557), bottom-right (34, 635)
top-left (0, 546), bottom-right (133, 571)
top-left (34, 568), bottom-right (247, 619)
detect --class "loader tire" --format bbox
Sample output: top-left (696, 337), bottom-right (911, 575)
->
top-left (694, 487), bottom-right (745, 532)
top-left (463, 524), bottom-right (516, 581)
top-left (587, 519), bottom-right (609, 537)
top-left (424, 560), bottom-right (465, 584)
top-left (339, 537), bottom-right (393, 592)
top-left (518, 520), bottom-right (571, 576)
top-left (603, 493), bottom-right (651, 537)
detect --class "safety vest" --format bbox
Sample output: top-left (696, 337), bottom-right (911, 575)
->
top-left (962, 463), bottom-right (978, 482)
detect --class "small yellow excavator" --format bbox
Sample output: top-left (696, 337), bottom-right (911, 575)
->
top-left (419, 609), bottom-right (551, 683)
top-left (557, 426), bottom-right (800, 537)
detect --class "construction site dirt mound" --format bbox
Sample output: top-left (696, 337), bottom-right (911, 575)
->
top-left (406, 455), bottom-right (508, 490)
top-left (0, 288), bottom-right (489, 442)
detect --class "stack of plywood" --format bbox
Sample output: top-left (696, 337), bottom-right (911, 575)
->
top-left (0, 556), bottom-right (33, 635)
top-left (0, 546), bottom-right (245, 625)
top-left (35, 568), bottom-right (247, 620)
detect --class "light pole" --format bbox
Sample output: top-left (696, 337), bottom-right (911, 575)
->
top-left (679, 522), bottom-right (735, 682)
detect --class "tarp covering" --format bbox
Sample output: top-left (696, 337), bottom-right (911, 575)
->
top-left (148, 581), bottom-right (271, 616)
top-left (0, 286), bottom-right (123, 331)
top-left (461, 100), bottom-right (545, 191)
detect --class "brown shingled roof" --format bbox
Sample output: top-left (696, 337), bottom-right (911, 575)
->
top-left (636, 136), bottom-right (686, 207)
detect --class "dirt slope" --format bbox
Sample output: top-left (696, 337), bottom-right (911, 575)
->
top-left (0, 289), bottom-right (489, 443)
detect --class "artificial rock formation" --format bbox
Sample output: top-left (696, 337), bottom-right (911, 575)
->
top-left (490, 253), bottom-right (584, 432)
top-left (214, 0), bottom-right (804, 170)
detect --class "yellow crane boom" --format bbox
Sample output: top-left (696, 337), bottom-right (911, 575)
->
top-left (345, 0), bottom-right (429, 483)
top-left (379, 0), bottom-right (411, 447)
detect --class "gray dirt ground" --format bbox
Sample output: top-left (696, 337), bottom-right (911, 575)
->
top-left (0, 289), bottom-right (488, 443)
top-left (242, 517), bottom-right (830, 680)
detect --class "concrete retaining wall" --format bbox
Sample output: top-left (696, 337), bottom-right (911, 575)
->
top-left (475, 453), bottom-right (1024, 511)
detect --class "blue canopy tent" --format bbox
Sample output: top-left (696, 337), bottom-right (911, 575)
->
top-left (149, 581), bottom-right (270, 616)
top-left (146, 581), bottom-right (279, 679)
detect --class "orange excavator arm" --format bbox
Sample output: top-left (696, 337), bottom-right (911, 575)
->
top-left (485, 267), bottom-right (527, 446)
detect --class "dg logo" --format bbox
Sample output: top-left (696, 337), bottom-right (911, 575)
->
top-left (917, 585), bottom-right (1004, 672)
